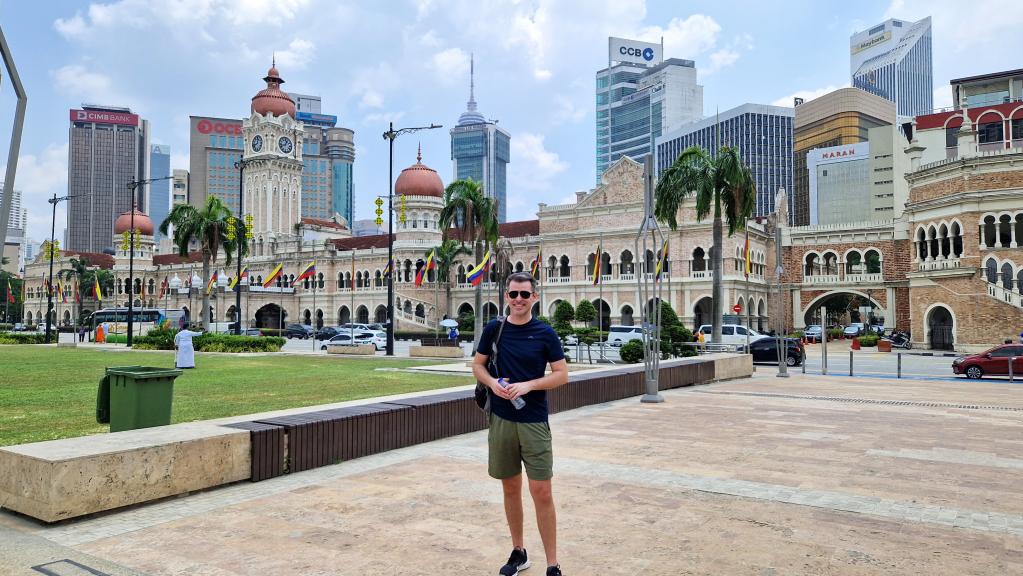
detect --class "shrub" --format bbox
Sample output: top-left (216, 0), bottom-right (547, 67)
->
top-left (827, 328), bottom-right (844, 340)
top-left (194, 333), bottom-right (285, 353)
top-left (105, 334), bottom-right (128, 344)
top-left (788, 331), bottom-right (804, 339)
top-left (0, 332), bottom-right (47, 344)
top-left (132, 325), bottom-right (177, 350)
top-left (536, 315), bottom-right (551, 326)
top-left (619, 340), bottom-right (644, 363)
top-left (858, 334), bottom-right (879, 347)
top-left (457, 313), bottom-right (475, 332)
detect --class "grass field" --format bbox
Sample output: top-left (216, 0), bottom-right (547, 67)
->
top-left (0, 346), bottom-right (472, 446)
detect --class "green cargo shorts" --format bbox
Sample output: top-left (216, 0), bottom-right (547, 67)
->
top-left (488, 413), bottom-right (554, 481)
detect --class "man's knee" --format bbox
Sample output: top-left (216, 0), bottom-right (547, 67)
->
top-left (502, 474), bottom-right (523, 496)
top-left (528, 479), bottom-right (553, 504)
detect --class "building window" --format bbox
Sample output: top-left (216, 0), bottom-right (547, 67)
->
top-left (978, 121), bottom-right (1003, 144)
top-left (945, 126), bottom-right (960, 148)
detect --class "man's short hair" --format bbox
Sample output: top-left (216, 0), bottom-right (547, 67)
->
top-left (505, 271), bottom-right (537, 290)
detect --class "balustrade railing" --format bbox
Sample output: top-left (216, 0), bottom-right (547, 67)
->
top-left (803, 274), bottom-right (842, 285)
top-left (917, 258), bottom-right (960, 272)
top-left (986, 281), bottom-right (1023, 309)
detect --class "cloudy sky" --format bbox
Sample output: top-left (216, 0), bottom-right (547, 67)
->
top-left (1, 0), bottom-right (1020, 246)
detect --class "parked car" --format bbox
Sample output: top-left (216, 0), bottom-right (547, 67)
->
top-left (607, 325), bottom-right (644, 347)
top-left (243, 328), bottom-right (263, 337)
top-left (748, 337), bottom-right (804, 366)
top-left (803, 325), bottom-right (823, 343)
top-left (952, 344), bottom-right (1023, 379)
top-left (321, 332), bottom-right (374, 350)
top-left (697, 324), bottom-right (770, 347)
top-left (12, 322), bottom-right (26, 332)
top-left (843, 323), bottom-right (865, 338)
top-left (367, 323), bottom-right (387, 331)
top-left (869, 324), bottom-right (885, 335)
top-left (365, 330), bottom-right (387, 351)
top-left (339, 323), bottom-right (372, 332)
top-left (315, 326), bottom-right (340, 340)
top-left (283, 324), bottom-right (314, 339)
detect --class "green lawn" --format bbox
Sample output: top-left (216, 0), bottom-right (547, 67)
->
top-left (0, 346), bottom-right (472, 446)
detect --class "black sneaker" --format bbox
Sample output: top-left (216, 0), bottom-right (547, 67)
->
top-left (546, 566), bottom-right (562, 576)
top-left (499, 548), bottom-right (531, 575)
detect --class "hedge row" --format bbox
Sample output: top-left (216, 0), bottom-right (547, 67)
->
top-left (0, 332), bottom-right (48, 344)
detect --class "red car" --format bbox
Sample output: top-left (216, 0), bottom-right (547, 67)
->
top-left (952, 344), bottom-right (1023, 379)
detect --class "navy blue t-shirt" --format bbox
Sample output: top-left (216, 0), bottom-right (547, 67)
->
top-left (476, 318), bottom-right (565, 423)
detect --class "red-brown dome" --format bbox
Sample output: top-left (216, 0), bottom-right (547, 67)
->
top-left (251, 64), bottom-right (296, 118)
top-left (114, 206), bottom-right (154, 236)
top-left (394, 148), bottom-right (444, 198)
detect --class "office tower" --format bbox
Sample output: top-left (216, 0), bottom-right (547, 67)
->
top-left (172, 169), bottom-right (189, 205)
top-left (596, 37), bottom-right (703, 183)
top-left (149, 145), bottom-right (171, 241)
top-left (792, 88), bottom-right (895, 226)
top-left (189, 116), bottom-right (244, 213)
top-left (656, 103), bottom-right (793, 216)
top-left (289, 93), bottom-right (321, 114)
top-left (324, 127), bottom-right (355, 225)
top-left (851, 17), bottom-right (933, 117)
top-left (67, 106), bottom-right (149, 253)
top-left (451, 56), bottom-right (511, 222)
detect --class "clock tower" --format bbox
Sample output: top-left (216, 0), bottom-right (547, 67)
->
top-left (243, 64), bottom-right (304, 239)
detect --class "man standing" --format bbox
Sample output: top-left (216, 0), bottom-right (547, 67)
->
top-left (473, 272), bottom-right (569, 576)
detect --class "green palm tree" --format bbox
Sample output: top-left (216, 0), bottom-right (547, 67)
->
top-left (428, 239), bottom-right (471, 323)
top-left (439, 179), bottom-right (498, 346)
top-left (55, 255), bottom-right (113, 326)
top-left (159, 196), bottom-right (244, 331)
top-left (655, 145), bottom-right (756, 343)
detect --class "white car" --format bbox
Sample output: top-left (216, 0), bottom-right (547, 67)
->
top-left (365, 330), bottom-right (387, 351)
top-left (606, 325), bottom-right (644, 347)
top-left (697, 324), bottom-right (770, 347)
top-left (321, 332), bottom-right (374, 351)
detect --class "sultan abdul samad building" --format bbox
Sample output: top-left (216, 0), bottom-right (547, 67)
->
top-left (22, 65), bottom-right (1023, 353)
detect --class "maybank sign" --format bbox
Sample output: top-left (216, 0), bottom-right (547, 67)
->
top-left (609, 37), bottom-right (662, 65)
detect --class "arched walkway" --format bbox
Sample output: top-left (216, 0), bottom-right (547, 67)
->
top-left (926, 305), bottom-right (955, 351)
top-left (801, 290), bottom-right (885, 327)
top-left (255, 304), bottom-right (286, 329)
top-left (374, 305), bottom-right (387, 323)
top-left (693, 297), bottom-right (712, 330)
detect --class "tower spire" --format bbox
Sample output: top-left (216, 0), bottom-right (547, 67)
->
top-left (417, 142), bottom-right (422, 163)
top-left (467, 53), bottom-right (477, 112)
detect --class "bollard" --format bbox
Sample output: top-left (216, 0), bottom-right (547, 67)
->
top-left (897, 352), bottom-right (902, 379)
top-left (849, 350), bottom-right (854, 377)
top-left (802, 355), bottom-right (806, 374)
top-left (1010, 357), bottom-right (1015, 383)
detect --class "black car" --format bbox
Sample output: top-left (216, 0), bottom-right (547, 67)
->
top-left (748, 337), bottom-right (804, 366)
top-left (315, 326), bottom-right (340, 340)
top-left (283, 323), bottom-right (314, 339)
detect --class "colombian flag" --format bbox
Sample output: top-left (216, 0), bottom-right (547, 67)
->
top-left (296, 261), bottom-right (316, 284)
top-left (206, 271), bottom-right (218, 295)
top-left (467, 250), bottom-right (491, 286)
top-left (263, 263), bottom-right (283, 288)
top-left (94, 280), bottom-right (103, 302)
top-left (415, 250), bottom-right (435, 287)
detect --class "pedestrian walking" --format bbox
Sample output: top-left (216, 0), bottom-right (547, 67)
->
top-left (448, 326), bottom-right (459, 341)
top-left (174, 324), bottom-right (203, 369)
top-left (473, 271), bottom-right (569, 576)
top-left (78, 326), bottom-right (86, 342)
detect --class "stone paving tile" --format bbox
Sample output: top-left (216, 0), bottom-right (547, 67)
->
top-left (13, 372), bottom-right (1023, 574)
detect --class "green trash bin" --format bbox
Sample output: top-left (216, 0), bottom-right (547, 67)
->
top-left (104, 366), bottom-right (183, 432)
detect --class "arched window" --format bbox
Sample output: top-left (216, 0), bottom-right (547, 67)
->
top-left (916, 228), bottom-right (927, 260)
top-left (951, 222), bottom-right (963, 257)
top-left (804, 253), bottom-right (818, 276)
top-left (559, 255), bottom-right (570, 278)
top-left (147, 279), bottom-right (155, 294)
top-left (457, 265), bottom-right (467, 284)
top-left (939, 223), bottom-right (951, 259)
top-left (999, 214), bottom-right (1012, 247)
top-left (822, 252), bottom-right (838, 275)
top-left (865, 249), bottom-right (881, 274)
top-left (692, 248), bottom-right (706, 272)
top-left (845, 251), bottom-right (862, 275)
top-left (983, 215), bottom-right (997, 248)
top-left (620, 305), bottom-right (634, 326)
top-left (1001, 262), bottom-right (1014, 290)
top-left (985, 258), bottom-right (998, 283)
top-left (620, 250), bottom-right (634, 275)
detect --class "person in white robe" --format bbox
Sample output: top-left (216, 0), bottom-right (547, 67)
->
top-left (174, 327), bottom-right (203, 369)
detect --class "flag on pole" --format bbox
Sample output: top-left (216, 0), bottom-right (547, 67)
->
top-left (206, 271), bottom-right (218, 295)
top-left (383, 258), bottom-right (394, 277)
top-left (743, 231), bottom-right (751, 278)
top-left (415, 250), bottom-right (436, 287)
top-left (75, 281), bottom-right (81, 303)
top-left (94, 280), bottom-right (103, 302)
top-left (655, 239), bottom-right (669, 282)
top-left (158, 276), bottom-right (166, 299)
top-left (296, 261), bottom-right (317, 284)
top-left (59, 281), bottom-right (68, 303)
top-left (591, 242), bottom-right (602, 285)
top-left (467, 250), bottom-right (491, 286)
top-left (531, 245), bottom-right (543, 278)
top-left (263, 263), bottom-right (283, 288)
top-left (228, 267), bottom-right (248, 291)
top-left (6, 278), bottom-right (14, 303)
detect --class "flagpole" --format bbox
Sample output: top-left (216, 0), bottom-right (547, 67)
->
top-left (312, 263), bottom-right (318, 353)
top-left (538, 239), bottom-right (544, 320)
top-left (187, 265), bottom-right (193, 328)
top-left (433, 249), bottom-right (439, 340)
top-left (744, 226), bottom-right (751, 353)
top-left (598, 232), bottom-right (604, 359)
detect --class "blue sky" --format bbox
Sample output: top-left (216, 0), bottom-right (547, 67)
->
top-left (1, 0), bottom-right (1020, 244)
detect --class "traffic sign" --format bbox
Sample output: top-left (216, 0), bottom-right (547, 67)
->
top-left (732, 304), bottom-right (742, 314)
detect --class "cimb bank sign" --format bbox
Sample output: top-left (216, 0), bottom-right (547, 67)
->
top-left (609, 37), bottom-right (662, 65)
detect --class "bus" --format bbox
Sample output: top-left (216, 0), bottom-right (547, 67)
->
top-left (89, 308), bottom-right (185, 335)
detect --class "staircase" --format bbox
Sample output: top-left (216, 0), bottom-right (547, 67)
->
top-left (394, 292), bottom-right (438, 331)
top-left (986, 281), bottom-right (1023, 310)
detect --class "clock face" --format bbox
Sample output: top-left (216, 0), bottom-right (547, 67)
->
top-left (251, 135), bottom-right (263, 152)
top-left (278, 137), bottom-right (294, 154)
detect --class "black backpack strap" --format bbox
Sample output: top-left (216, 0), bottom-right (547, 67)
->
top-left (488, 316), bottom-right (507, 377)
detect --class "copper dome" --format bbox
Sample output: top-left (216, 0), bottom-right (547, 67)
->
top-left (114, 206), bottom-right (154, 236)
top-left (394, 147), bottom-right (444, 198)
top-left (251, 64), bottom-right (296, 118)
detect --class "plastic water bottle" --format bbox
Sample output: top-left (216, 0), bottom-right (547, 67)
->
top-left (498, 378), bottom-right (526, 410)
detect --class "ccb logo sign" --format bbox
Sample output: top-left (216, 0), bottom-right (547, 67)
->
top-left (619, 46), bottom-right (655, 61)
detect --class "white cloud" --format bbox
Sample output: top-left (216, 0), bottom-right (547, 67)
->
top-left (637, 14), bottom-right (721, 59)
top-left (361, 111), bottom-right (406, 125)
top-left (276, 38), bottom-right (315, 69)
top-left (51, 65), bottom-right (132, 107)
top-left (171, 153), bottom-right (190, 171)
top-left (771, 84), bottom-right (848, 108)
top-left (510, 133), bottom-right (568, 192)
top-left (933, 86), bottom-right (953, 111)
top-left (552, 95), bottom-right (586, 125)
top-left (429, 48), bottom-right (470, 82)
top-left (351, 63), bottom-right (400, 109)
top-left (706, 49), bottom-right (739, 74)
top-left (16, 144), bottom-right (70, 237)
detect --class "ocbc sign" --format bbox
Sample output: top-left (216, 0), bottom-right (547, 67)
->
top-left (196, 119), bottom-right (242, 135)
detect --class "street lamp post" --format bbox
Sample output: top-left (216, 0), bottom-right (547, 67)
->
top-left (125, 176), bottom-right (173, 347)
top-left (381, 121), bottom-right (442, 356)
top-left (44, 193), bottom-right (84, 343)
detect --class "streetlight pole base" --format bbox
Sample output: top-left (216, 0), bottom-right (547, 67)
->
top-left (775, 371), bottom-right (790, 378)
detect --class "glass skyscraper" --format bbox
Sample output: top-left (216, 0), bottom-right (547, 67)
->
top-left (596, 54), bottom-right (703, 184)
top-left (450, 58), bottom-right (511, 223)
top-left (850, 17), bottom-right (933, 118)
top-left (655, 104), bottom-right (793, 217)
top-left (149, 144), bottom-right (171, 241)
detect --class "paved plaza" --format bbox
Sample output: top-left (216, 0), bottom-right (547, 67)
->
top-left (2, 368), bottom-right (1021, 575)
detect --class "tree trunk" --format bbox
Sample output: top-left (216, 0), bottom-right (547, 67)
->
top-left (201, 253), bottom-right (211, 331)
top-left (473, 240), bottom-right (483, 351)
top-left (712, 215), bottom-right (724, 344)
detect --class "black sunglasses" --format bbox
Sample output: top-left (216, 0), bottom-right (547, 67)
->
top-left (507, 290), bottom-right (533, 300)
